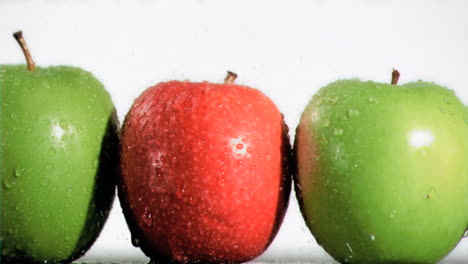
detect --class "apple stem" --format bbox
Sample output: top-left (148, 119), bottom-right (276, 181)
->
top-left (13, 31), bottom-right (36, 72)
top-left (391, 69), bottom-right (400, 85)
top-left (224, 71), bottom-right (238, 84)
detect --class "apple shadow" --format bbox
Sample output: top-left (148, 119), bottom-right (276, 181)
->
top-left (65, 109), bottom-right (120, 263)
top-left (263, 118), bottom-right (294, 252)
top-left (1, 110), bottom-right (119, 264)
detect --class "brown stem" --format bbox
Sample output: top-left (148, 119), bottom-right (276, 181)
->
top-left (224, 71), bottom-right (238, 84)
top-left (13, 31), bottom-right (35, 72)
top-left (391, 69), bottom-right (400, 85)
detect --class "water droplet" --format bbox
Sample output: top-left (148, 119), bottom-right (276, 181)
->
top-left (143, 208), bottom-right (153, 227)
top-left (443, 98), bottom-right (450, 104)
top-left (218, 176), bottom-right (225, 187)
top-left (463, 230), bottom-right (468, 238)
top-left (439, 107), bottom-right (446, 113)
top-left (48, 148), bottom-right (56, 156)
top-left (41, 120), bottom-right (50, 126)
top-left (347, 109), bottom-right (360, 117)
top-left (66, 188), bottom-right (72, 198)
top-left (10, 113), bottom-right (17, 120)
top-left (424, 194), bottom-right (430, 199)
top-left (14, 168), bottom-right (24, 178)
top-left (330, 96), bottom-right (340, 104)
top-left (333, 128), bottom-right (343, 136)
top-left (131, 236), bottom-right (140, 247)
top-left (371, 235), bottom-right (375, 241)
top-left (368, 97), bottom-right (378, 104)
top-left (31, 114), bottom-right (38, 120)
top-left (236, 143), bottom-right (244, 150)
top-left (3, 178), bottom-right (14, 189)
top-left (316, 98), bottom-right (323, 106)
top-left (322, 119), bottom-right (330, 127)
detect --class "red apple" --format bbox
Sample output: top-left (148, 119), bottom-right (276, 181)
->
top-left (118, 72), bottom-right (292, 263)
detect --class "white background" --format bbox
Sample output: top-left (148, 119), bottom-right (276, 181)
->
top-left (1, 0), bottom-right (468, 263)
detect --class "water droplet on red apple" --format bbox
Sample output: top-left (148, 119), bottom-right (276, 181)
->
top-left (142, 207), bottom-right (153, 227)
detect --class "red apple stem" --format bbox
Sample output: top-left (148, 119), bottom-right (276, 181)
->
top-left (391, 69), bottom-right (400, 85)
top-left (13, 31), bottom-right (36, 72)
top-left (224, 71), bottom-right (238, 84)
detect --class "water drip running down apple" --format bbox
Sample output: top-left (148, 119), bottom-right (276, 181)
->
top-left (1, 30), bottom-right (467, 264)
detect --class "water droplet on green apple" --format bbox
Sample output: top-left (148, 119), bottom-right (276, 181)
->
top-left (31, 114), bottom-right (38, 120)
top-left (3, 177), bottom-right (14, 189)
top-left (439, 107), bottom-right (446, 113)
top-left (368, 97), bottom-right (378, 104)
top-left (41, 120), bottom-right (50, 126)
top-left (333, 128), bottom-right (344, 136)
top-left (9, 113), bottom-right (17, 120)
top-left (443, 98), bottom-right (450, 104)
top-left (316, 98), bottom-right (323, 106)
top-left (48, 147), bottom-right (56, 156)
top-left (14, 167), bottom-right (24, 178)
top-left (322, 119), bottom-right (330, 127)
top-left (347, 109), bottom-right (360, 117)
top-left (330, 96), bottom-right (340, 104)
top-left (59, 120), bottom-right (67, 128)
top-left (371, 235), bottom-right (375, 241)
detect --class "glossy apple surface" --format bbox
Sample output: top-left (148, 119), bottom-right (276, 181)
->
top-left (295, 79), bottom-right (468, 263)
top-left (119, 78), bottom-right (292, 263)
top-left (0, 65), bottom-right (118, 263)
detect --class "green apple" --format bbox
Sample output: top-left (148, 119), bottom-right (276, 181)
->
top-left (0, 31), bottom-right (118, 263)
top-left (295, 70), bottom-right (468, 263)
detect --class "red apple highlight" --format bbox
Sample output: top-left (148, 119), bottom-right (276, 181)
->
top-left (119, 72), bottom-right (292, 263)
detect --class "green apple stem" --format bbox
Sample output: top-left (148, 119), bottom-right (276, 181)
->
top-left (13, 31), bottom-right (36, 72)
top-left (391, 69), bottom-right (400, 85)
top-left (224, 71), bottom-right (238, 84)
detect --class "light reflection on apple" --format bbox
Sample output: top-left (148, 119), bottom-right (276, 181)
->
top-left (408, 129), bottom-right (433, 148)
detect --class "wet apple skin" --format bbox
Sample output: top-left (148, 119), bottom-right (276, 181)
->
top-left (119, 81), bottom-right (292, 263)
top-left (295, 79), bottom-right (468, 264)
